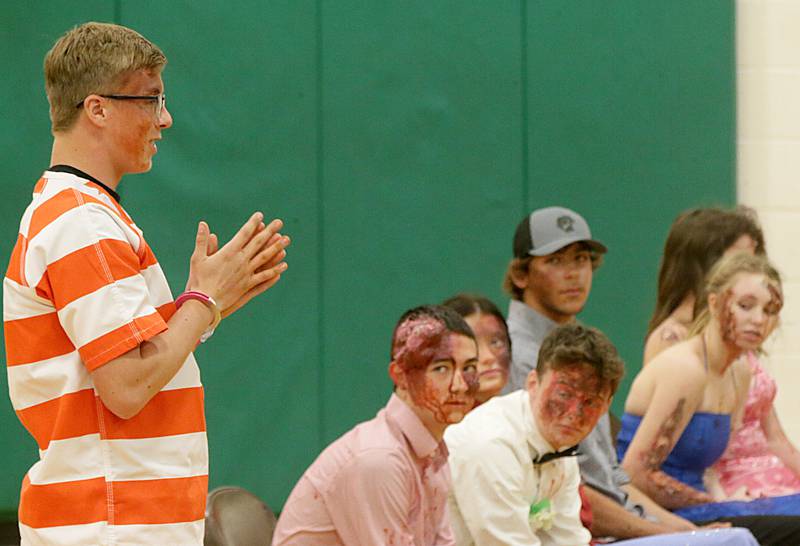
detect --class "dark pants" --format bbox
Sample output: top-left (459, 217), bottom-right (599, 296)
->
top-left (698, 516), bottom-right (800, 546)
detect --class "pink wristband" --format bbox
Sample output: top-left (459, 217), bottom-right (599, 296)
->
top-left (175, 290), bottom-right (222, 343)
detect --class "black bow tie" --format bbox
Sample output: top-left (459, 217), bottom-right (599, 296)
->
top-left (533, 445), bottom-right (580, 465)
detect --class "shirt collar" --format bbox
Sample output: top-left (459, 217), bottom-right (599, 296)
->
top-left (48, 164), bottom-right (121, 203)
top-left (386, 393), bottom-right (448, 463)
top-left (507, 300), bottom-right (559, 344)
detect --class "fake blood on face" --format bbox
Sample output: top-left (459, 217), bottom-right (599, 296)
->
top-left (717, 288), bottom-right (737, 346)
top-left (766, 282), bottom-right (783, 317)
top-left (393, 317), bottom-right (448, 372)
top-left (536, 365), bottom-right (609, 447)
top-left (406, 334), bottom-right (478, 425)
top-left (393, 317), bottom-right (478, 426)
top-left (465, 313), bottom-right (510, 400)
top-left (715, 274), bottom-right (783, 352)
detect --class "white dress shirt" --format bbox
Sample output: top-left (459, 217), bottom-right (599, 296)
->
top-left (444, 390), bottom-right (590, 546)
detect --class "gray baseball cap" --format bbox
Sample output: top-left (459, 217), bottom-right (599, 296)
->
top-left (513, 206), bottom-right (607, 258)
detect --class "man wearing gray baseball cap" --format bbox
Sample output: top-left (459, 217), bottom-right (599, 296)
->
top-left (501, 206), bottom-right (607, 393)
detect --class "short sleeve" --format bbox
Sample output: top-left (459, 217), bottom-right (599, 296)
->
top-left (32, 200), bottom-right (167, 370)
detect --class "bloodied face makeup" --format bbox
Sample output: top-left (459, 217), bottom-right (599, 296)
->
top-left (714, 272), bottom-right (782, 351)
top-left (392, 317), bottom-right (478, 437)
top-left (464, 313), bottom-right (510, 403)
top-left (106, 69), bottom-right (172, 179)
top-left (531, 363), bottom-right (610, 449)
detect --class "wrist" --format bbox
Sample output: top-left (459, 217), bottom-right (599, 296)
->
top-left (181, 298), bottom-right (215, 323)
top-left (175, 290), bottom-right (222, 342)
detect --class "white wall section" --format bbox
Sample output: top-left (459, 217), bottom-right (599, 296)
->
top-left (738, 0), bottom-right (800, 443)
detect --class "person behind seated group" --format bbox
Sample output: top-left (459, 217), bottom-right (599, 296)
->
top-left (644, 206), bottom-right (765, 362)
top-left (273, 305), bottom-right (479, 546)
top-left (445, 323), bottom-right (623, 545)
top-left (619, 253), bottom-right (800, 526)
top-left (643, 207), bottom-right (800, 499)
top-left (442, 294), bottom-right (511, 405)
top-left (500, 207), bottom-right (620, 530)
top-left (501, 206), bottom-right (607, 394)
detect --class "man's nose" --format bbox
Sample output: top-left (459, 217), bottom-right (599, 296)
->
top-left (451, 369), bottom-right (468, 393)
top-left (159, 104), bottom-right (173, 128)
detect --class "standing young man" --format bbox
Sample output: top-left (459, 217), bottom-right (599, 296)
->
top-left (3, 22), bottom-right (289, 544)
top-left (274, 305), bottom-right (479, 545)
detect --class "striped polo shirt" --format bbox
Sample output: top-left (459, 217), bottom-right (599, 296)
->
top-left (3, 168), bottom-right (208, 545)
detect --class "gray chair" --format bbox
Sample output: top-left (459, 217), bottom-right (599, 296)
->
top-left (204, 486), bottom-right (277, 546)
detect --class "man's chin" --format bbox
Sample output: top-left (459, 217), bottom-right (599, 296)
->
top-left (130, 158), bottom-right (154, 174)
top-left (445, 412), bottom-right (467, 424)
top-left (444, 402), bottom-right (474, 424)
top-left (551, 427), bottom-right (587, 447)
top-left (479, 375), bottom-right (504, 394)
top-left (557, 302), bottom-right (587, 317)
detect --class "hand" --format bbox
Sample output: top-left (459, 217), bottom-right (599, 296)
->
top-left (700, 522), bottom-right (733, 529)
top-left (702, 468), bottom-right (729, 501)
top-left (668, 517), bottom-right (697, 532)
top-left (186, 213), bottom-right (289, 314)
top-left (726, 486), bottom-right (754, 501)
top-left (196, 220), bottom-right (290, 319)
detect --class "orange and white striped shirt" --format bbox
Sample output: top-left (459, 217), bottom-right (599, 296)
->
top-left (3, 169), bottom-right (208, 545)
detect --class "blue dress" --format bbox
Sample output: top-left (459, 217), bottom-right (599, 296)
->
top-left (617, 412), bottom-right (800, 520)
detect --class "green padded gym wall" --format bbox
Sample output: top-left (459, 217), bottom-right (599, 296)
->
top-left (0, 1), bottom-right (734, 513)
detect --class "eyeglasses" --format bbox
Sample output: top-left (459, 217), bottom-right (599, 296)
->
top-left (76, 93), bottom-right (167, 119)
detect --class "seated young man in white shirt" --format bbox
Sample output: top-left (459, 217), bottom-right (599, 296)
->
top-left (444, 322), bottom-right (759, 546)
top-left (444, 323), bottom-right (620, 546)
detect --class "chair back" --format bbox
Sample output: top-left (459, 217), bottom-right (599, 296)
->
top-left (204, 486), bottom-right (277, 546)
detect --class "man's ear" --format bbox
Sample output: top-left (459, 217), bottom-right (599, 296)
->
top-left (525, 368), bottom-right (539, 392)
top-left (81, 95), bottom-right (110, 128)
top-left (510, 260), bottom-right (530, 291)
top-left (389, 361), bottom-right (407, 391)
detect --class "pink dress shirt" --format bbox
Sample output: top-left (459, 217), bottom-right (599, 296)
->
top-left (273, 394), bottom-right (456, 546)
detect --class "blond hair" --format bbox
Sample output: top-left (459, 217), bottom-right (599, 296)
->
top-left (689, 252), bottom-right (781, 337)
top-left (45, 22), bottom-right (166, 132)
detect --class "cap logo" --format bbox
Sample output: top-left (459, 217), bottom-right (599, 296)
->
top-left (557, 215), bottom-right (575, 233)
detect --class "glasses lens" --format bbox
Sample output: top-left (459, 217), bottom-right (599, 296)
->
top-left (156, 94), bottom-right (165, 118)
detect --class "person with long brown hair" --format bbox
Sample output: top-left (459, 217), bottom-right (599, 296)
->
top-left (644, 207), bottom-right (765, 363)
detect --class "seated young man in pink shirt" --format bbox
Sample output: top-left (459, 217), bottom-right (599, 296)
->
top-left (273, 305), bottom-right (479, 545)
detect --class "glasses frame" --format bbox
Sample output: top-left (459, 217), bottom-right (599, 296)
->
top-left (75, 94), bottom-right (166, 119)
